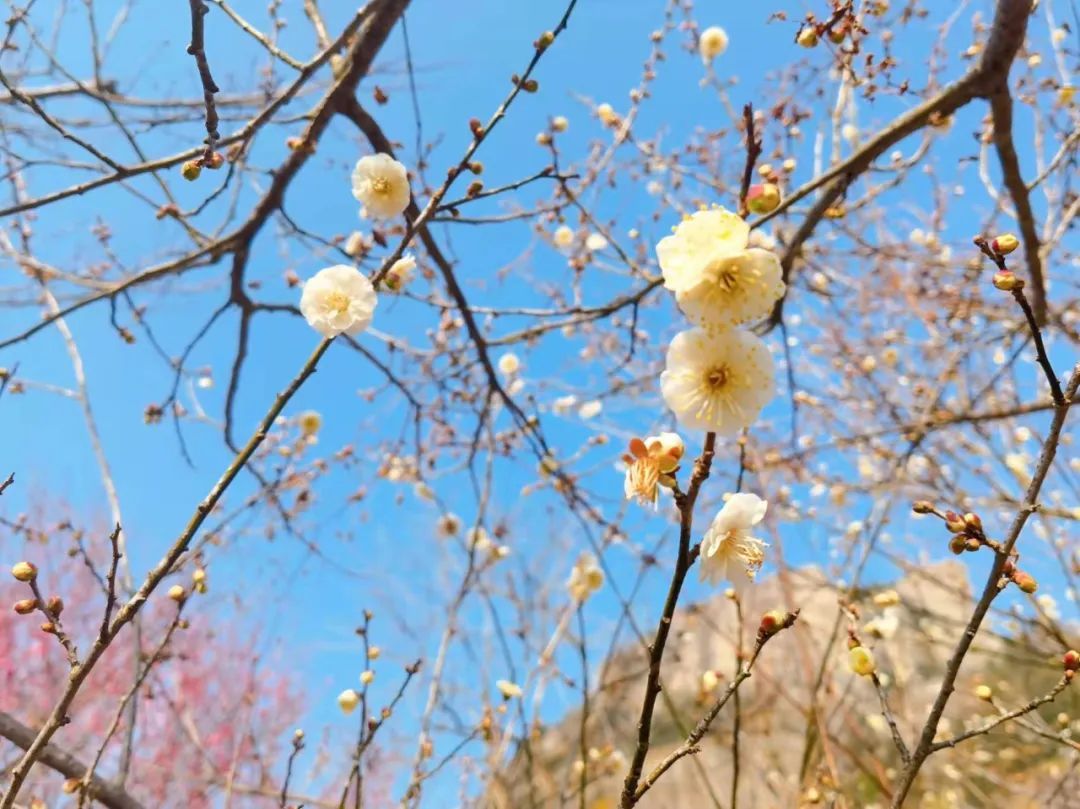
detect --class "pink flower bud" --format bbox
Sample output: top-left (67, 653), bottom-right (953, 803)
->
top-left (992, 270), bottom-right (1022, 291)
top-left (746, 183), bottom-right (782, 214)
top-left (990, 233), bottom-right (1019, 255)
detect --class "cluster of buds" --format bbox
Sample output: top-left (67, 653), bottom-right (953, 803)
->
top-left (757, 608), bottom-right (799, 644)
top-left (939, 508), bottom-right (992, 554)
top-left (10, 562), bottom-right (65, 634)
top-left (179, 150), bottom-right (225, 181)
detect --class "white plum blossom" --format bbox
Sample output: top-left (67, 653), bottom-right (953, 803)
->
top-left (496, 679), bottom-right (523, 699)
top-left (698, 493), bottom-right (769, 587)
top-left (660, 327), bottom-right (775, 434)
top-left (566, 552), bottom-right (604, 601)
top-left (585, 232), bottom-right (609, 251)
top-left (300, 265), bottom-right (377, 338)
top-left (656, 207), bottom-right (785, 328)
top-left (384, 254), bottom-right (416, 292)
top-left (497, 352), bottom-right (521, 376)
top-left (553, 225), bottom-right (575, 249)
top-left (351, 153), bottom-right (410, 219)
top-left (698, 26), bottom-right (729, 62)
top-left (578, 399), bottom-right (603, 419)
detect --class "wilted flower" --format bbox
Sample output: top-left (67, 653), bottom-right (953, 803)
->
top-left (698, 26), bottom-right (729, 62)
top-left (351, 153), bottom-right (410, 219)
top-left (567, 552), bottom-right (605, 601)
top-left (656, 208), bottom-right (785, 327)
top-left (300, 265), bottom-right (378, 338)
top-left (622, 432), bottom-right (684, 507)
top-left (698, 493), bottom-right (768, 587)
top-left (660, 328), bottom-right (775, 434)
top-left (384, 254), bottom-right (416, 292)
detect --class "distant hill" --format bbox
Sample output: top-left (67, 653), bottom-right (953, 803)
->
top-left (486, 561), bottom-right (1078, 808)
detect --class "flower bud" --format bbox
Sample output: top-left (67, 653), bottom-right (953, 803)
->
top-left (62, 778), bottom-right (80, 794)
top-left (12, 561), bottom-right (37, 582)
top-left (167, 584), bottom-right (187, 602)
top-left (992, 270), bottom-right (1022, 291)
top-left (797, 27), bottom-right (819, 48)
top-left (912, 500), bottom-right (934, 514)
top-left (944, 512), bottom-right (966, 534)
top-left (759, 609), bottom-right (786, 637)
top-left (204, 152), bottom-right (225, 170)
top-left (990, 233), bottom-right (1019, 255)
top-left (40, 621), bottom-right (57, 634)
top-left (962, 512), bottom-right (982, 532)
top-left (337, 688), bottom-right (360, 714)
top-left (746, 183), bottom-right (782, 214)
top-left (180, 160), bottom-right (202, 181)
top-left (948, 536), bottom-right (967, 555)
top-left (828, 25), bottom-right (847, 44)
top-left (1013, 571), bottom-right (1037, 594)
top-left (848, 645), bottom-right (876, 676)
top-left (13, 598), bottom-right (37, 615)
top-left (536, 31), bottom-right (555, 50)
top-left (1063, 650), bottom-right (1080, 672)
top-left (975, 684), bottom-right (993, 701)
top-left (360, 669), bottom-right (375, 685)
top-left (46, 596), bottom-right (64, 617)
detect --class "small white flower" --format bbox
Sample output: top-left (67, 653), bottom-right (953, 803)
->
top-left (498, 352), bottom-right (521, 376)
top-left (660, 328), bottom-right (775, 434)
top-left (699, 493), bottom-right (769, 587)
top-left (384, 254), bottom-right (416, 292)
top-left (841, 123), bottom-right (859, 143)
top-left (698, 26), bottom-right (729, 62)
top-left (553, 225), bottom-right (575, 249)
top-left (496, 679), bottom-right (523, 699)
top-left (436, 513), bottom-right (461, 537)
top-left (351, 153), bottom-right (411, 219)
top-left (657, 208), bottom-right (749, 293)
top-left (578, 399), bottom-right (603, 419)
top-left (300, 265), bottom-right (377, 338)
top-left (585, 232), bottom-right (609, 251)
top-left (864, 607), bottom-right (899, 639)
top-left (552, 394), bottom-right (578, 415)
top-left (552, 115), bottom-right (569, 132)
top-left (567, 552), bottom-right (604, 601)
top-left (344, 231), bottom-right (368, 257)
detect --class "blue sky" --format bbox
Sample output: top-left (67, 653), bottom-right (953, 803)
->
top-left (2, 0), bottom-right (1076, 803)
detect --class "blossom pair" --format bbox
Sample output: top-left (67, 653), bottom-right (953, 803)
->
top-left (657, 207), bottom-right (783, 435)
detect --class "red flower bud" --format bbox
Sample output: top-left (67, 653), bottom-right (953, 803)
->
top-left (1064, 649), bottom-right (1080, 672)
